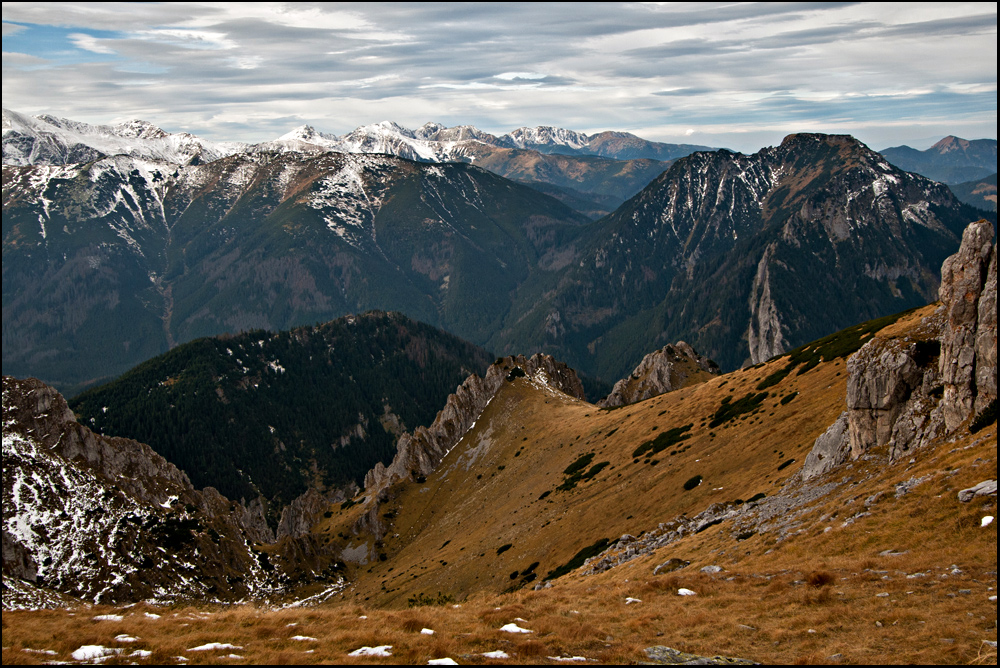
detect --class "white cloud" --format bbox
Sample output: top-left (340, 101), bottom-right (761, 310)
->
top-left (68, 33), bottom-right (116, 54)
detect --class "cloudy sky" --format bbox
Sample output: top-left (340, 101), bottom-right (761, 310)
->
top-left (2, 2), bottom-right (996, 152)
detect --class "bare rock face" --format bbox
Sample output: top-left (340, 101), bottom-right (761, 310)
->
top-left (598, 342), bottom-right (720, 408)
top-left (359, 354), bottom-right (584, 539)
top-left (276, 484), bottom-right (356, 540)
top-left (846, 337), bottom-right (929, 458)
top-left (939, 220), bottom-right (997, 430)
top-left (843, 220), bottom-right (996, 465)
top-left (800, 412), bottom-right (851, 481)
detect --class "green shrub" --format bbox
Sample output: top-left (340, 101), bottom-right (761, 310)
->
top-left (683, 475), bottom-right (703, 491)
top-left (543, 538), bottom-right (610, 581)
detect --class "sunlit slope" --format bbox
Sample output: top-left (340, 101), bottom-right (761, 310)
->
top-left (323, 323), bottom-right (859, 605)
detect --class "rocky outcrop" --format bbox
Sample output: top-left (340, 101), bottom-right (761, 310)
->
top-left (958, 480), bottom-right (997, 502)
top-left (842, 220), bottom-right (996, 463)
top-left (939, 220), bottom-right (997, 430)
top-left (276, 484), bottom-right (356, 540)
top-left (358, 354), bottom-right (584, 539)
top-left (800, 412), bottom-right (851, 481)
top-left (2, 375), bottom-right (278, 605)
top-left (643, 646), bottom-right (757, 665)
top-left (845, 335), bottom-right (942, 460)
top-left (598, 342), bottom-right (720, 408)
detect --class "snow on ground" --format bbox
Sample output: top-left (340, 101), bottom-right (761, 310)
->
top-left (349, 645), bottom-right (393, 657)
top-left (482, 650), bottom-right (510, 659)
top-left (428, 659), bottom-right (458, 665)
top-left (625, 597), bottom-right (642, 604)
top-left (93, 614), bottom-right (124, 621)
top-left (499, 623), bottom-right (533, 633)
top-left (290, 635), bottom-right (317, 642)
top-left (188, 643), bottom-right (244, 651)
top-left (677, 588), bottom-right (697, 596)
top-left (548, 657), bottom-right (589, 662)
top-left (71, 645), bottom-right (123, 661)
top-left (420, 628), bottom-right (435, 635)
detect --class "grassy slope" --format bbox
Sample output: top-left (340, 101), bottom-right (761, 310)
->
top-left (3, 305), bottom-right (996, 665)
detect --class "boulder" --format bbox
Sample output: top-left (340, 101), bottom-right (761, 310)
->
top-left (957, 480), bottom-right (997, 503)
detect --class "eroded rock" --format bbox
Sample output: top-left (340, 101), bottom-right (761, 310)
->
top-left (939, 220), bottom-right (997, 430)
top-left (599, 342), bottom-right (720, 408)
top-left (800, 412), bottom-right (851, 481)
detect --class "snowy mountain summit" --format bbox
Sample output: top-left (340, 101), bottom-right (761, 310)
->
top-left (2, 108), bottom-right (246, 166)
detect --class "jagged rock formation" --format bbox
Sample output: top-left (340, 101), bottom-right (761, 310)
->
top-left (939, 221), bottom-right (997, 429)
top-left (838, 220), bottom-right (996, 464)
top-left (358, 354), bottom-right (585, 539)
top-left (2, 376), bottom-right (277, 606)
top-left (845, 330), bottom-right (944, 461)
top-left (598, 342), bottom-right (719, 408)
top-left (277, 485), bottom-right (356, 540)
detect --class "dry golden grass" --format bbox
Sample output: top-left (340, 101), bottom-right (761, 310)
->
top-left (4, 304), bottom-right (995, 664)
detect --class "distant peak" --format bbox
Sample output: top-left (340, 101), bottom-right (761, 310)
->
top-left (931, 135), bottom-right (970, 152)
top-left (111, 119), bottom-right (168, 140)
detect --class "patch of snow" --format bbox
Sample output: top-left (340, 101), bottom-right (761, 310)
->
top-left (290, 635), bottom-right (317, 642)
top-left (131, 650), bottom-right (152, 658)
top-left (548, 656), bottom-right (589, 662)
top-left (114, 634), bottom-right (139, 642)
top-left (625, 597), bottom-right (642, 604)
top-left (421, 628), bottom-right (435, 635)
top-left (677, 588), bottom-right (697, 596)
top-left (144, 612), bottom-right (161, 619)
top-left (188, 643), bottom-right (244, 651)
top-left (93, 614), bottom-right (124, 621)
top-left (482, 650), bottom-right (509, 658)
top-left (982, 516), bottom-right (994, 527)
top-left (428, 659), bottom-right (458, 666)
top-left (499, 623), bottom-right (533, 633)
top-left (349, 645), bottom-right (393, 657)
top-left (22, 648), bottom-right (57, 655)
top-left (71, 645), bottom-right (122, 661)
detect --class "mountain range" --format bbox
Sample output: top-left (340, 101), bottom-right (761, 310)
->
top-left (880, 135), bottom-right (997, 185)
top-left (2, 219), bottom-right (994, 665)
top-left (3, 110), bottom-right (994, 395)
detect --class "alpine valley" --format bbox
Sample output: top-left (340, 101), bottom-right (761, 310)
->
top-left (1, 109), bottom-right (997, 665)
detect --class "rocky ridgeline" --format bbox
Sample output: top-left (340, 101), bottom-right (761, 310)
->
top-left (357, 354), bottom-right (585, 539)
top-left (2, 376), bottom-right (277, 608)
top-left (597, 342), bottom-right (720, 408)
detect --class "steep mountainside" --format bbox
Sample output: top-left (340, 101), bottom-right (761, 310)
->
top-left (950, 172), bottom-right (997, 212)
top-left (492, 134), bottom-right (993, 379)
top-left (881, 135), bottom-right (997, 184)
top-left (68, 312), bottom-right (493, 526)
top-left (2, 376), bottom-right (278, 607)
top-left (2, 151), bottom-right (585, 393)
top-left (310, 222), bottom-right (995, 616)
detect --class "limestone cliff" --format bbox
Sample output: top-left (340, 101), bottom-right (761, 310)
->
top-left (598, 342), bottom-right (720, 408)
top-left (835, 220), bottom-right (997, 466)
